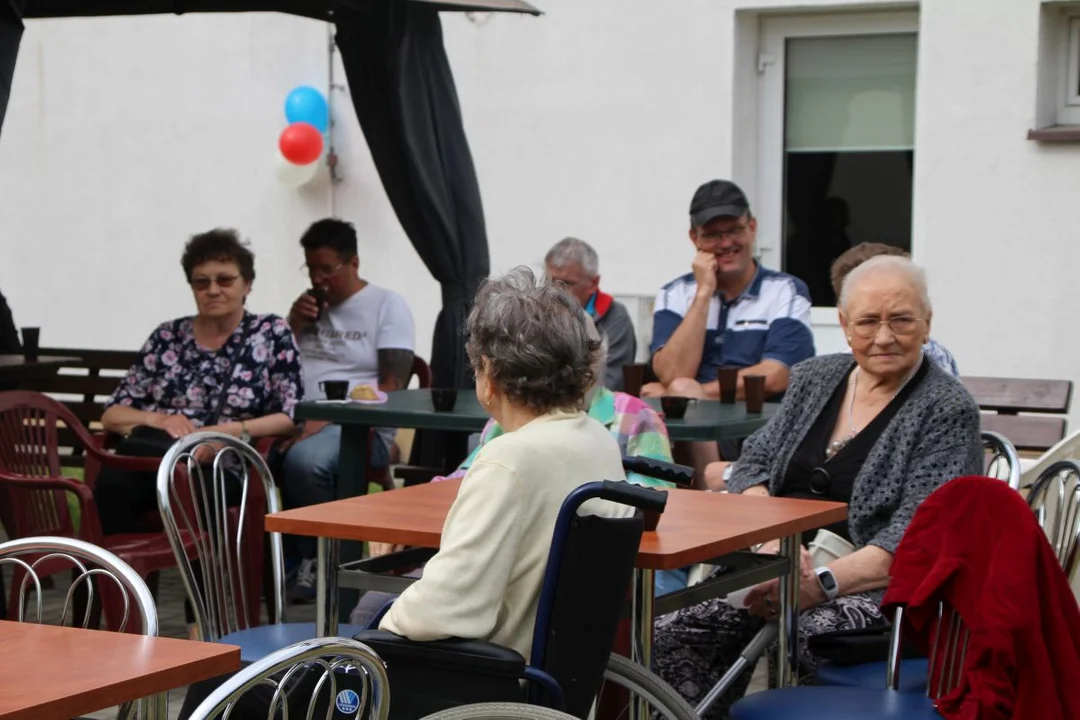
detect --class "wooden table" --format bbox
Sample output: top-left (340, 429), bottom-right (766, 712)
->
top-left (0, 355), bottom-right (81, 385)
top-left (0, 621), bottom-right (240, 720)
top-left (266, 480), bottom-right (846, 689)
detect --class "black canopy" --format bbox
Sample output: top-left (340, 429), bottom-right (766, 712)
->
top-left (1, 0), bottom-right (539, 470)
top-left (18, 0), bottom-right (539, 20)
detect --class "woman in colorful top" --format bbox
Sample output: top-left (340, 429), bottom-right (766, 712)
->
top-left (434, 314), bottom-right (674, 489)
top-left (96, 229), bottom-right (302, 537)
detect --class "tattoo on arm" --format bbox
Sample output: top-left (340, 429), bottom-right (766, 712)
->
top-left (378, 348), bottom-right (415, 391)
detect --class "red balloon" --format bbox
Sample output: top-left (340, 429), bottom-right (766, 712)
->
top-left (278, 122), bottom-right (323, 165)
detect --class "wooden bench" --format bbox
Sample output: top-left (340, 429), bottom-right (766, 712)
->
top-left (962, 376), bottom-right (1073, 453)
top-left (18, 348), bottom-right (138, 467)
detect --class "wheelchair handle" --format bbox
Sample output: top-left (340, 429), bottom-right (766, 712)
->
top-left (621, 455), bottom-right (694, 487)
top-left (600, 480), bottom-right (668, 514)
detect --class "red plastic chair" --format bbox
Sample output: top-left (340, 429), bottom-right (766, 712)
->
top-left (0, 390), bottom-right (196, 631)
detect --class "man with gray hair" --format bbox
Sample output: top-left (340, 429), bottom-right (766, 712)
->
top-left (545, 237), bottom-right (637, 391)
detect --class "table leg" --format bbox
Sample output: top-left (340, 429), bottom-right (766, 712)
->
top-left (143, 691), bottom-right (167, 720)
top-left (317, 535), bottom-right (341, 637)
top-left (335, 424), bottom-right (370, 624)
top-left (776, 533), bottom-right (801, 688)
top-left (335, 424), bottom-right (371, 500)
top-left (630, 568), bottom-right (655, 719)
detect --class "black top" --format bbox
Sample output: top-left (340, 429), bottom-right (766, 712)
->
top-left (780, 358), bottom-right (931, 542)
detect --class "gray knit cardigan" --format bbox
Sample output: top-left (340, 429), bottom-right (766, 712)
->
top-left (727, 353), bottom-right (983, 554)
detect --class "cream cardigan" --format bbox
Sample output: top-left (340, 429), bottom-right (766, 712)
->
top-left (381, 410), bottom-right (635, 660)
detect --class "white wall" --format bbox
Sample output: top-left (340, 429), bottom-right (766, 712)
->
top-left (0, 13), bottom-right (336, 350)
top-left (913, 0), bottom-right (1080, 405)
top-left (3, 0), bottom-right (1080, 431)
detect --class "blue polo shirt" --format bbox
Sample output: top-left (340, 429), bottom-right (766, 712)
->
top-left (649, 264), bottom-right (815, 383)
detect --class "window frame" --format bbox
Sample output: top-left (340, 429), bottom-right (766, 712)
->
top-left (755, 11), bottom-right (920, 309)
top-left (1061, 15), bottom-right (1080, 124)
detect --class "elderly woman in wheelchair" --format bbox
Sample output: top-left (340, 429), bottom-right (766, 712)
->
top-left (369, 267), bottom-right (638, 655)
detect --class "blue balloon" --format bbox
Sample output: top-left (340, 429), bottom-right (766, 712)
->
top-left (285, 86), bottom-right (329, 133)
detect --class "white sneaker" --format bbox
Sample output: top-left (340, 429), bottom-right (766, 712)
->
top-left (287, 557), bottom-right (317, 604)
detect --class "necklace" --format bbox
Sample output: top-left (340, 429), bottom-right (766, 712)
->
top-left (825, 354), bottom-right (924, 460)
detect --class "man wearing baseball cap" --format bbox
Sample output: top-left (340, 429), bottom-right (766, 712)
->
top-left (644, 180), bottom-right (814, 472)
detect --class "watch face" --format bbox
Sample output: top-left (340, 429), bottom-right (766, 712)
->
top-left (817, 568), bottom-right (838, 595)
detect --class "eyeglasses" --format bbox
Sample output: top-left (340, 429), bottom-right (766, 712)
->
top-left (301, 262), bottom-right (344, 279)
top-left (696, 224), bottom-right (749, 245)
top-left (190, 274), bottom-right (240, 291)
top-left (848, 315), bottom-right (923, 339)
top-left (551, 276), bottom-right (591, 290)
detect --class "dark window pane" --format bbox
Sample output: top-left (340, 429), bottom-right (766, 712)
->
top-left (782, 150), bottom-right (913, 306)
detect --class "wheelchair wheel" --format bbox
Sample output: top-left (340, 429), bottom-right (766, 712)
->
top-left (420, 702), bottom-right (580, 719)
top-left (597, 652), bottom-right (698, 720)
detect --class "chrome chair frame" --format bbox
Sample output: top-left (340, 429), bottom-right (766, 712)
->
top-left (888, 602), bottom-right (970, 699)
top-left (185, 637), bottom-right (390, 720)
top-left (0, 535), bottom-right (163, 719)
top-left (156, 431), bottom-right (286, 642)
top-left (982, 430), bottom-right (1021, 491)
top-left (1026, 459), bottom-right (1080, 578)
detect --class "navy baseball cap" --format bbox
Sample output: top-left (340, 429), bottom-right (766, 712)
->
top-left (689, 180), bottom-right (751, 227)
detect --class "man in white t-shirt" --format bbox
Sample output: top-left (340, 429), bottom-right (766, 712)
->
top-left (282, 218), bottom-right (415, 601)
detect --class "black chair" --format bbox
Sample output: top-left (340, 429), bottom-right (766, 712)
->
top-left (354, 480), bottom-right (669, 719)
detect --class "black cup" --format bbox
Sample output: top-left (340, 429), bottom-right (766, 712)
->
top-left (320, 380), bottom-right (348, 401)
top-left (21, 327), bottom-right (40, 362)
top-left (308, 286), bottom-right (328, 321)
top-left (660, 396), bottom-right (690, 420)
top-left (718, 366), bottom-right (739, 404)
top-left (431, 388), bottom-right (458, 412)
top-left (622, 363), bottom-right (647, 398)
top-left (744, 374), bottom-right (766, 414)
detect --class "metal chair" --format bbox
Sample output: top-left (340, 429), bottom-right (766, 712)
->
top-left (353, 481), bottom-right (691, 720)
top-left (0, 535), bottom-right (164, 720)
top-left (1026, 459), bottom-right (1080, 581)
top-left (185, 637), bottom-right (390, 720)
top-left (981, 430), bottom-right (1021, 490)
top-left (156, 432), bottom-right (362, 662)
top-left (728, 603), bottom-right (965, 719)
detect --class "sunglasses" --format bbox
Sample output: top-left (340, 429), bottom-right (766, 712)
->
top-left (190, 274), bottom-right (241, 291)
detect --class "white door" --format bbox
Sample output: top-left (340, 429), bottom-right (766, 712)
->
top-left (756, 12), bottom-right (919, 353)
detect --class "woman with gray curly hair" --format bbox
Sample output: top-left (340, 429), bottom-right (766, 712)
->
top-left (378, 266), bottom-right (635, 660)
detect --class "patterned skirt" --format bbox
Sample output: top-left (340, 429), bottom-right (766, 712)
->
top-left (652, 594), bottom-right (885, 719)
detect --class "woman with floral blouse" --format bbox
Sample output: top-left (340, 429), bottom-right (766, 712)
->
top-left (96, 229), bottom-right (302, 537)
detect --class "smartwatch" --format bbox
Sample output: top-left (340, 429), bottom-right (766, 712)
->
top-left (814, 566), bottom-right (839, 601)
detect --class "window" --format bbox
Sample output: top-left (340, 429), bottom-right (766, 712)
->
top-left (756, 13), bottom-right (919, 307)
top-left (1034, 3), bottom-right (1080, 131)
top-left (1063, 16), bottom-right (1080, 123)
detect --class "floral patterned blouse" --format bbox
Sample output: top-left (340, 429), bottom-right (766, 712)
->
top-left (106, 312), bottom-right (303, 426)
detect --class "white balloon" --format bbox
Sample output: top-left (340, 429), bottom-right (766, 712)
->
top-left (274, 150), bottom-right (320, 187)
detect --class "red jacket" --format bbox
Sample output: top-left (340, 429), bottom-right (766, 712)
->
top-left (883, 476), bottom-right (1080, 720)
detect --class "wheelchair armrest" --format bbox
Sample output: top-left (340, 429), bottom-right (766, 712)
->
top-left (392, 465), bottom-right (445, 486)
top-left (353, 629), bottom-right (526, 678)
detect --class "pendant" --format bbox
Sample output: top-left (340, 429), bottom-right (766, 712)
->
top-left (826, 435), bottom-right (852, 460)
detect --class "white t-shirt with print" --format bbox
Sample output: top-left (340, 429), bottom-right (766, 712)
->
top-left (297, 284), bottom-right (415, 448)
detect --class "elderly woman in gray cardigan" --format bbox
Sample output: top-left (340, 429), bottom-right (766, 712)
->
top-left (653, 256), bottom-right (983, 716)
